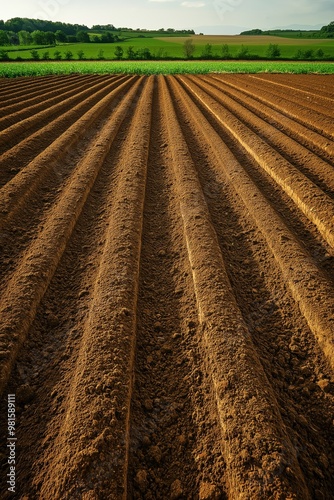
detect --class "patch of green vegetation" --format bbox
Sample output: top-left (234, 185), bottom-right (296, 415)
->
top-left (2, 37), bottom-right (334, 62)
top-left (0, 60), bottom-right (333, 78)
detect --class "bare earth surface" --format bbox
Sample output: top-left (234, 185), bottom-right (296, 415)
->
top-left (0, 73), bottom-right (334, 499)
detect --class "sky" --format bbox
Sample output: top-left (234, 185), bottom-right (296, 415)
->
top-left (1, 0), bottom-right (333, 34)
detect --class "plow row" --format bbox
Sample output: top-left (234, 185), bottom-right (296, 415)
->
top-left (0, 74), bottom-right (334, 499)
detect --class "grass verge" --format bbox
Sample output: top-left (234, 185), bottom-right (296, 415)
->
top-left (0, 60), bottom-right (334, 77)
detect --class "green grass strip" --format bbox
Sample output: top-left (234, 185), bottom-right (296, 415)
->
top-left (0, 60), bottom-right (334, 77)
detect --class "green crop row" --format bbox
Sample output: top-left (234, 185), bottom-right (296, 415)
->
top-left (1, 60), bottom-right (334, 78)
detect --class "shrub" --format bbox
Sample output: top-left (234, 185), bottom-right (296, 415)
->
top-left (137, 47), bottom-right (152, 60)
top-left (237, 45), bottom-right (250, 59)
top-left (42, 52), bottom-right (50, 60)
top-left (183, 39), bottom-right (195, 59)
top-left (30, 50), bottom-right (40, 60)
top-left (97, 49), bottom-right (105, 60)
top-left (126, 46), bottom-right (136, 59)
top-left (266, 44), bottom-right (281, 59)
top-left (77, 50), bottom-right (85, 60)
top-left (54, 50), bottom-right (62, 60)
top-left (0, 49), bottom-right (10, 61)
top-left (221, 44), bottom-right (230, 59)
top-left (114, 46), bottom-right (123, 60)
top-left (64, 51), bottom-right (73, 60)
top-left (201, 43), bottom-right (213, 59)
top-left (304, 49), bottom-right (314, 59)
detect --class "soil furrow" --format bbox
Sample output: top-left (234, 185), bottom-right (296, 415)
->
top-left (0, 77), bottom-right (148, 500)
top-left (0, 74), bottom-right (333, 500)
top-left (0, 76), bottom-right (136, 230)
top-left (0, 74), bottom-right (129, 152)
top-left (213, 74), bottom-right (334, 140)
top-left (173, 74), bottom-right (334, 373)
top-left (0, 74), bottom-right (97, 109)
top-left (162, 75), bottom-right (311, 499)
top-left (206, 74), bottom-right (334, 163)
top-left (0, 74), bottom-right (74, 98)
top-left (0, 77), bottom-right (107, 133)
top-left (31, 75), bottom-right (153, 500)
top-left (0, 76), bottom-right (144, 396)
top-left (127, 75), bottom-right (225, 500)
top-left (169, 73), bottom-right (334, 498)
top-left (0, 74), bottom-right (110, 118)
top-left (246, 75), bottom-right (334, 118)
top-left (180, 75), bottom-right (334, 250)
top-left (250, 74), bottom-right (334, 101)
top-left (0, 74), bottom-right (128, 188)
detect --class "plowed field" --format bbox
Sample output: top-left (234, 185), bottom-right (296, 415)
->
top-left (0, 73), bottom-right (334, 499)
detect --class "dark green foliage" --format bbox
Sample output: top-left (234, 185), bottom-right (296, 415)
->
top-left (266, 44), bottom-right (281, 58)
top-left (55, 30), bottom-right (67, 43)
top-left (0, 49), bottom-right (9, 60)
top-left (137, 47), bottom-right (152, 59)
top-left (76, 31), bottom-right (90, 43)
top-left (114, 46), bottom-right (123, 59)
top-left (0, 30), bottom-right (10, 45)
top-left (3, 17), bottom-right (88, 34)
top-left (237, 45), bottom-right (250, 59)
top-left (201, 43), bottom-right (213, 59)
top-left (30, 50), bottom-right (40, 60)
top-left (97, 49), bottom-right (105, 60)
top-left (126, 46), bottom-right (136, 59)
top-left (64, 50), bottom-right (74, 60)
top-left (183, 39), bottom-right (195, 58)
top-left (77, 50), bottom-right (85, 60)
top-left (221, 44), bottom-right (230, 59)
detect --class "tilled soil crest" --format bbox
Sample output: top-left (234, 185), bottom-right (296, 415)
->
top-left (0, 74), bottom-right (334, 499)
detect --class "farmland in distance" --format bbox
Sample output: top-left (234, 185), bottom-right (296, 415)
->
top-left (0, 73), bottom-right (334, 499)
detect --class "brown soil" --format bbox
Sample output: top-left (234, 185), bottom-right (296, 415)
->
top-left (0, 74), bottom-right (334, 499)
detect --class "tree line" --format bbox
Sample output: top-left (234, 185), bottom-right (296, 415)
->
top-left (0, 17), bottom-right (194, 47)
top-left (241, 21), bottom-right (334, 38)
top-left (0, 29), bottom-right (119, 46)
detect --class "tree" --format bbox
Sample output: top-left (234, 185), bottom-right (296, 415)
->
top-left (114, 45), bottom-right (123, 59)
top-left (76, 30), bottom-right (90, 43)
top-left (55, 30), bottom-right (67, 43)
top-left (237, 45), bottom-right (250, 59)
top-left (77, 49), bottom-right (85, 60)
top-left (201, 43), bottom-right (213, 59)
top-left (137, 47), bottom-right (152, 59)
top-left (53, 50), bottom-right (62, 60)
top-left (266, 44), bottom-right (281, 59)
top-left (0, 30), bottom-right (10, 45)
top-left (126, 46), bottom-right (136, 59)
top-left (7, 31), bottom-right (19, 45)
top-left (183, 39), bottom-right (195, 58)
top-left (320, 21), bottom-right (334, 35)
top-left (30, 50), bottom-right (40, 60)
top-left (64, 50), bottom-right (73, 60)
top-left (18, 30), bottom-right (32, 45)
top-left (221, 44), bottom-right (230, 59)
top-left (0, 49), bottom-right (10, 60)
top-left (45, 31), bottom-right (56, 45)
top-left (101, 32), bottom-right (114, 43)
top-left (97, 49), bottom-right (105, 60)
top-left (31, 30), bottom-right (46, 45)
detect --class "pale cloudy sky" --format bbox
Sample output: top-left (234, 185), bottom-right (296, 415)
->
top-left (1, 0), bottom-right (332, 33)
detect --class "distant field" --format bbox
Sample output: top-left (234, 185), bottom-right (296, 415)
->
top-left (163, 34), bottom-right (334, 45)
top-left (0, 60), bottom-right (333, 77)
top-left (1, 34), bottom-right (333, 60)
